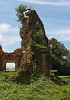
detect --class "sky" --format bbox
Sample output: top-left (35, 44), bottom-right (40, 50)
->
top-left (6, 63), bottom-right (15, 70)
top-left (0, 0), bottom-right (70, 52)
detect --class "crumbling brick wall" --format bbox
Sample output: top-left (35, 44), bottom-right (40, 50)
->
top-left (0, 47), bottom-right (22, 71)
top-left (0, 10), bottom-right (50, 77)
top-left (20, 10), bottom-right (50, 76)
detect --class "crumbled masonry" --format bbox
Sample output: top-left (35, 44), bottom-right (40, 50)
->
top-left (0, 10), bottom-right (50, 83)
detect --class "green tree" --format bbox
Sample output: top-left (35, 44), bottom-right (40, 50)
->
top-left (16, 4), bottom-right (33, 23)
top-left (16, 4), bottom-right (27, 22)
top-left (49, 38), bottom-right (70, 75)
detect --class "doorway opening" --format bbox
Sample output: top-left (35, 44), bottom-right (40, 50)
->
top-left (6, 63), bottom-right (15, 71)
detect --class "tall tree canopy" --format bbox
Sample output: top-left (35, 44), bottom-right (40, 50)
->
top-left (49, 38), bottom-right (70, 75)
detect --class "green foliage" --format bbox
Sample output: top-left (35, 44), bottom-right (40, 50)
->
top-left (32, 30), bottom-right (43, 44)
top-left (0, 72), bottom-right (70, 100)
top-left (31, 29), bottom-right (47, 52)
top-left (16, 4), bottom-right (33, 23)
top-left (16, 4), bottom-right (27, 22)
top-left (49, 38), bottom-right (70, 75)
top-left (30, 63), bottom-right (40, 83)
top-left (31, 41), bottom-right (47, 51)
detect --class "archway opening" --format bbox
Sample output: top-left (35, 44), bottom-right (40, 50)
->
top-left (6, 63), bottom-right (15, 71)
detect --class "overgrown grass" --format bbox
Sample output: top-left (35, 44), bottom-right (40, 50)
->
top-left (0, 72), bottom-right (70, 100)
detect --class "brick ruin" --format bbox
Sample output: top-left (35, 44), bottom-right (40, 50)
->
top-left (0, 45), bottom-right (22, 71)
top-left (0, 10), bottom-right (50, 76)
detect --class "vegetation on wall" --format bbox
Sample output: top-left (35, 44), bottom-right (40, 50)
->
top-left (16, 4), bottom-right (33, 23)
top-left (16, 4), bottom-right (27, 22)
top-left (31, 29), bottom-right (47, 52)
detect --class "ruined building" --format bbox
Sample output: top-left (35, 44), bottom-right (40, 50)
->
top-left (0, 10), bottom-right (50, 76)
